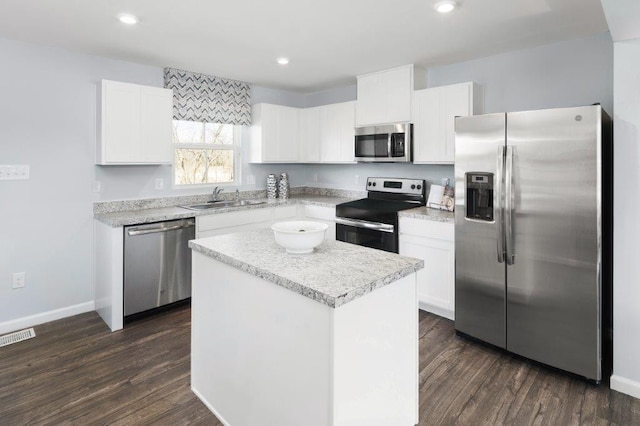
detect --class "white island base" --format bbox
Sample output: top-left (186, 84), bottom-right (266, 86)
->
top-left (191, 252), bottom-right (419, 426)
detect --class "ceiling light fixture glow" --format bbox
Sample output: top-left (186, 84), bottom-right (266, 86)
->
top-left (118, 13), bottom-right (139, 25)
top-left (434, 0), bottom-right (457, 13)
top-left (277, 57), bottom-right (290, 65)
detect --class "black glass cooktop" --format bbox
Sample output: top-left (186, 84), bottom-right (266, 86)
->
top-left (336, 198), bottom-right (422, 224)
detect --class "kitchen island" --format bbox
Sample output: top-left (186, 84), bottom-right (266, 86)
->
top-left (189, 229), bottom-right (424, 426)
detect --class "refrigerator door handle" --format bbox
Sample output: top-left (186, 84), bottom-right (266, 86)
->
top-left (496, 146), bottom-right (505, 263)
top-left (505, 145), bottom-right (515, 265)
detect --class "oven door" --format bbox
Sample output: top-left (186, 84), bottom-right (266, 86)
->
top-left (335, 218), bottom-right (397, 253)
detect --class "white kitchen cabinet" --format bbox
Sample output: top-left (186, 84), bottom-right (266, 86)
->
top-left (301, 204), bottom-right (336, 240)
top-left (399, 218), bottom-right (455, 320)
top-left (412, 82), bottom-right (483, 164)
top-left (250, 103), bottom-right (300, 163)
top-left (319, 101), bottom-right (356, 163)
top-left (356, 65), bottom-right (426, 127)
top-left (197, 208), bottom-right (274, 238)
top-left (97, 80), bottom-right (173, 165)
top-left (300, 106), bottom-right (321, 162)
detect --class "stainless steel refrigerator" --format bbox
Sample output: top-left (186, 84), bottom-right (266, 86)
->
top-left (454, 105), bottom-right (612, 382)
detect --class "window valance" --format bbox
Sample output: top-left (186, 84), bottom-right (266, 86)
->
top-left (163, 67), bottom-right (251, 125)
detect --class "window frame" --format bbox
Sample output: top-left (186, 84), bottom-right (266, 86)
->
top-left (172, 121), bottom-right (242, 188)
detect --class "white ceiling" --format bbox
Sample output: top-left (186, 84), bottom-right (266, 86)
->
top-left (0, 0), bottom-right (609, 92)
top-left (601, 0), bottom-right (640, 41)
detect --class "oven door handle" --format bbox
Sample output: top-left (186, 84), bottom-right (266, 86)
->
top-left (335, 217), bottom-right (395, 233)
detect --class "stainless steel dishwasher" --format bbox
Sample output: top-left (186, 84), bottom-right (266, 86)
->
top-left (123, 218), bottom-right (195, 317)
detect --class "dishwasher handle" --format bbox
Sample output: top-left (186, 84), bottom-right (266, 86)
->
top-left (127, 220), bottom-right (195, 236)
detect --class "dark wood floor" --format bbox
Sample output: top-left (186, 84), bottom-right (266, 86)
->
top-left (1, 306), bottom-right (639, 425)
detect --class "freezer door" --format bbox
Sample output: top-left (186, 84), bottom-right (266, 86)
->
top-left (454, 113), bottom-right (506, 348)
top-left (505, 106), bottom-right (601, 380)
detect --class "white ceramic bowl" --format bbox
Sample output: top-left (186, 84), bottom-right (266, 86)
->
top-left (271, 221), bottom-right (329, 254)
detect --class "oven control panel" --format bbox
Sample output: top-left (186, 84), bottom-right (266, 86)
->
top-left (366, 177), bottom-right (424, 195)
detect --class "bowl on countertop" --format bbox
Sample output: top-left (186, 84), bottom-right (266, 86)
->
top-left (271, 221), bottom-right (329, 254)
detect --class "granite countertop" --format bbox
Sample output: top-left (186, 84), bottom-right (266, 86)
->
top-left (399, 206), bottom-right (455, 223)
top-left (94, 195), bottom-right (353, 227)
top-left (189, 229), bottom-right (424, 308)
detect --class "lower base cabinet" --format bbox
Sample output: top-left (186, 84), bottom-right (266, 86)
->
top-left (196, 204), bottom-right (334, 239)
top-left (399, 217), bottom-right (455, 320)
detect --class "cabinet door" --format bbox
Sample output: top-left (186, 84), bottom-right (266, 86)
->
top-left (103, 81), bottom-right (141, 163)
top-left (300, 107), bottom-right (321, 162)
top-left (320, 102), bottom-right (355, 163)
top-left (385, 66), bottom-right (412, 123)
top-left (412, 88), bottom-right (442, 162)
top-left (260, 104), bottom-right (282, 162)
top-left (140, 86), bottom-right (173, 163)
top-left (356, 73), bottom-right (385, 126)
top-left (278, 106), bottom-right (300, 162)
top-left (303, 205), bottom-right (336, 241)
top-left (442, 83), bottom-right (472, 162)
top-left (399, 234), bottom-right (455, 320)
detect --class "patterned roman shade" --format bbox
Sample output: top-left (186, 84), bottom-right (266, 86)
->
top-left (163, 67), bottom-right (251, 125)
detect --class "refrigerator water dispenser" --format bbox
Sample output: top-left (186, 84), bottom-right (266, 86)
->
top-left (466, 173), bottom-right (494, 221)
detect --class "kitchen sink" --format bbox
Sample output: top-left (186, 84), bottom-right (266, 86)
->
top-left (180, 200), bottom-right (266, 211)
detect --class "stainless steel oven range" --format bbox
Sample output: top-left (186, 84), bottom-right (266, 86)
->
top-left (335, 177), bottom-right (426, 253)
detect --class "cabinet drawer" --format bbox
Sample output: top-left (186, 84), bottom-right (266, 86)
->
top-left (303, 205), bottom-right (335, 221)
top-left (399, 218), bottom-right (454, 241)
top-left (274, 205), bottom-right (299, 220)
top-left (198, 208), bottom-right (273, 232)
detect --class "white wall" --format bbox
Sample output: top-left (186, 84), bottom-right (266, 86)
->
top-left (427, 32), bottom-right (613, 114)
top-left (610, 38), bottom-right (640, 399)
top-left (0, 38), bottom-right (162, 327)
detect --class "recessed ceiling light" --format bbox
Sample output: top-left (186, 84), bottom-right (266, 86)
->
top-left (118, 13), bottom-right (139, 25)
top-left (434, 0), bottom-right (457, 13)
top-left (276, 57), bottom-right (290, 65)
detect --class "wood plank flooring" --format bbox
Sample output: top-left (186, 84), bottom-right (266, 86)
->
top-left (1, 306), bottom-right (639, 425)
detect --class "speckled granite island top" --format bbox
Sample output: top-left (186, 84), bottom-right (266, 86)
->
top-left (189, 229), bottom-right (424, 308)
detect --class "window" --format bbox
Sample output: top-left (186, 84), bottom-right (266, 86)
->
top-left (173, 120), bottom-right (241, 186)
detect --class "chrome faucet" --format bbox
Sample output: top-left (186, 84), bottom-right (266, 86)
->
top-left (212, 186), bottom-right (224, 201)
top-left (235, 189), bottom-right (240, 202)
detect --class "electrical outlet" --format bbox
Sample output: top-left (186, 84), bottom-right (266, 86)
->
top-left (12, 272), bottom-right (25, 289)
top-left (92, 180), bottom-right (102, 193)
top-left (312, 173), bottom-right (318, 183)
top-left (0, 165), bottom-right (29, 180)
top-left (355, 175), bottom-right (360, 185)
top-left (155, 178), bottom-right (164, 190)
top-left (441, 178), bottom-right (450, 187)
top-left (246, 175), bottom-right (256, 185)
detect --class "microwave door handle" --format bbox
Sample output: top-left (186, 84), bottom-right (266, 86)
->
top-left (388, 133), bottom-right (393, 157)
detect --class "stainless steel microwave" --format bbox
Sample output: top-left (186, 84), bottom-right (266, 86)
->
top-left (354, 123), bottom-right (412, 162)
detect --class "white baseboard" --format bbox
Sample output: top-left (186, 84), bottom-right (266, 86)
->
top-left (0, 301), bottom-right (95, 335)
top-left (418, 300), bottom-right (454, 321)
top-left (191, 386), bottom-right (230, 426)
top-left (611, 375), bottom-right (640, 399)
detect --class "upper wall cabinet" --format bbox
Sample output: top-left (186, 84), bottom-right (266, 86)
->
top-left (250, 103), bottom-right (300, 163)
top-left (319, 101), bottom-right (356, 163)
top-left (412, 82), bottom-right (483, 164)
top-left (252, 101), bottom-right (356, 164)
top-left (356, 65), bottom-right (426, 127)
top-left (97, 80), bottom-right (173, 165)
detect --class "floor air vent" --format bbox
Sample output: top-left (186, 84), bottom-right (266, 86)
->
top-left (0, 328), bottom-right (36, 348)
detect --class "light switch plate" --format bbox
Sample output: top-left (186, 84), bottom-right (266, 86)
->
top-left (155, 178), bottom-right (164, 190)
top-left (246, 175), bottom-right (256, 185)
top-left (0, 165), bottom-right (29, 180)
